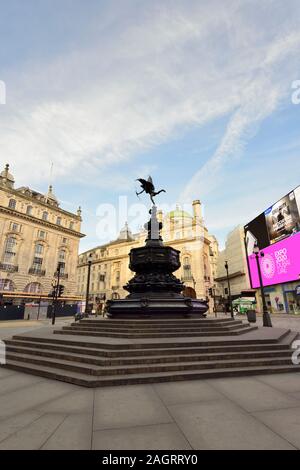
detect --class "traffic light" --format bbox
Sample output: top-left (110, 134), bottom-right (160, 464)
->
top-left (57, 285), bottom-right (65, 297)
top-left (208, 288), bottom-right (213, 296)
top-left (0, 293), bottom-right (4, 306)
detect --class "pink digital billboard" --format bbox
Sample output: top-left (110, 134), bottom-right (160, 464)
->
top-left (247, 231), bottom-right (300, 288)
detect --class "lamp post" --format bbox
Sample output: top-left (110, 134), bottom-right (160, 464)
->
top-left (84, 253), bottom-right (93, 316)
top-left (253, 245), bottom-right (272, 327)
top-left (51, 262), bottom-right (62, 325)
top-left (224, 261), bottom-right (234, 318)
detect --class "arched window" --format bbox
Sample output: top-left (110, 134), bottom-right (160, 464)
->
top-left (0, 279), bottom-right (15, 291)
top-left (25, 282), bottom-right (43, 293)
top-left (8, 199), bottom-right (16, 209)
top-left (42, 211), bottom-right (48, 221)
top-left (26, 205), bottom-right (33, 215)
top-left (3, 236), bottom-right (17, 264)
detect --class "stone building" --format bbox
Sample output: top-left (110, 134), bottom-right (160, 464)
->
top-left (77, 200), bottom-right (219, 311)
top-left (0, 164), bottom-right (84, 298)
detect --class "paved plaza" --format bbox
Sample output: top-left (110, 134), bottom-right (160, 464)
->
top-left (0, 315), bottom-right (300, 450)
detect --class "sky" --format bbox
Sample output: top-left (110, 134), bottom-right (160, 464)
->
top-left (0, 0), bottom-right (299, 252)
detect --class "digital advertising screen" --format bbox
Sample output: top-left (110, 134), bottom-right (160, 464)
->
top-left (244, 185), bottom-right (300, 288)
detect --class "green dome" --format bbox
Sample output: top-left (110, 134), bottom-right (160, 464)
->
top-left (168, 209), bottom-right (192, 219)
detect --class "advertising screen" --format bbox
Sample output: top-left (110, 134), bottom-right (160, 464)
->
top-left (245, 185), bottom-right (300, 288)
top-left (247, 231), bottom-right (300, 288)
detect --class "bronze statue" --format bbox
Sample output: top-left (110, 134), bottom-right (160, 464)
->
top-left (136, 176), bottom-right (166, 205)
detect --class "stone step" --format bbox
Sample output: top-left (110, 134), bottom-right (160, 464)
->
top-left (63, 323), bottom-right (251, 334)
top-left (5, 344), bottom-right (294, 366)
top-left (76, 318), bottom-right (243, 328)
top-left (4, 360), bottom-right (300, 388)
top-left (5, 351), bottom-right (296, 376)
top-left (66, 323), bottom-right (249, 333)
top-left (5, 338), bottom-right (291, 358)
top-left (54, 326), bottom-right (258, 338)
top-left (12, 330), bottom-right (289, 349)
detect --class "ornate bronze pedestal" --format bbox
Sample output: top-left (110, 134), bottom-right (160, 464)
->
top-left (107, 206), bottom-right (208, 318)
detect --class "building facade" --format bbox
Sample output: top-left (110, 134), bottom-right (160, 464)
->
top-left (77, 200), bottom-right (218, 312)
top-left (215, 225), bottom-right (251, 299)
top-left (0, 164), bottom-right (84, 298)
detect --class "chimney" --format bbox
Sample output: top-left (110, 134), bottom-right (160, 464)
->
top-left (192, 200), bottom-right (202, 222)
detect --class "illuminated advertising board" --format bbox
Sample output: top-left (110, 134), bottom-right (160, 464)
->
top-left (244, 185), bottom-right (300, 288)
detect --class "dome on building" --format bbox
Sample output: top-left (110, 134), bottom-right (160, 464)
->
top-left (167, 205), bottom-right (192, 219)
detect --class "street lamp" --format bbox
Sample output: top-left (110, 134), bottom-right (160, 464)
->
top-left (224, 261), bottom-right (234, 318)
top-left (84, 252), bottom-right (93, 316)
top-left (253, 245), bottom-right (272, 327)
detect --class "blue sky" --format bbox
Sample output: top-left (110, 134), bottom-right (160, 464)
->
top-left (0, 0), bottom-right (299, 252)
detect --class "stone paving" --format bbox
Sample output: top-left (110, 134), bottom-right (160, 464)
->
top-left (0, 315), bottom-right (300, 450)
top-left (0, 365), bottom-right (300, 449)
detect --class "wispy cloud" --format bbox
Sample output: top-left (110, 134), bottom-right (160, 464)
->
top-left (0, 0), bottom-right (299, 198)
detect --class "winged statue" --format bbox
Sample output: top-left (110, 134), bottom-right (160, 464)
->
top-left (136, 176), bottom-right (166, 205)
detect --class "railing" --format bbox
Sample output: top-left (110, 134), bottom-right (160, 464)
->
top-left (181, 275), bottom-right (194, 281)
top-left (112, 285), bottom-right (120, 290)
top-left (29, 267), bottom-right (46, 276)
top-left (0, 263), bottom-right (18, 272)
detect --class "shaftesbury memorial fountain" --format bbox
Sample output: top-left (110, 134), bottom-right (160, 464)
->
top-left (107, 177), bottom-right (209, 318)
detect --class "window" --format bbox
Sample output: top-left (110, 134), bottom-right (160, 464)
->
top-left (115, 271), bottom-right (120, 284)
top-left (183, 257), bottom-right (192, 279)
top-left (3, 236), bottom-right (17, 263)
top-left (42, 211), bottom-right (48, 221)
top-left (11, 222), bottom-right (20, 232)
top-left (58, 249), bottom-right (66, 274)
top-left (25, 282), bottom-right (42, 294)
top-left (38, 230), bottom-right (46, 239)
top-left (62, 237), bottom-right (67, 244)
top-left (69, 221), bottom-right (74, 230)
top-left (32, 257), bottom-right (43, 269)
top-left (0, 279), bottom-right (14, 291)
top-left (56, 217), bottom-right (61, 225)
top-left (8, 199), bottom-right (16, 209)
top-left (26, 205), bottom-right (33, 215)
top-left (35, 243), bottom-right (44, 255)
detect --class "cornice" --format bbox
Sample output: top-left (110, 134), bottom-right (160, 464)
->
top-left (0, 185), bottom-right (81, 220)
top-left (0, 205), bottom-right (85, 238)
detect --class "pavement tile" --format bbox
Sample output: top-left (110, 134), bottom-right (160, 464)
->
top-left (207, 376), bottom-right (300, 412)
top-left (0, 380), bottom-right (77, 419)
top-left (0, 413), bottom-right (66, 450)
top-left (37, 389), bottom-right (94, 414)
top-left (42, 413), bottom-right (93, 450)
top-left (0, 367), bottom-right (17, 379)
top-left (93, 423), bottom-right (192, 450)
top-left (168, 400), bottom-right (295, 449)
top-left (253, 407), bottom-right (300, 449)
top-left (0, 410), bottom-right (44, 443)
top-left (93, 385), bottom-right (172, 430)
top-left (153, 380), bottom-right (224, 406)
top-left (256, 373), bottom-right (300, 393)
top-left (0, 373), bottom-right (43, 396)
